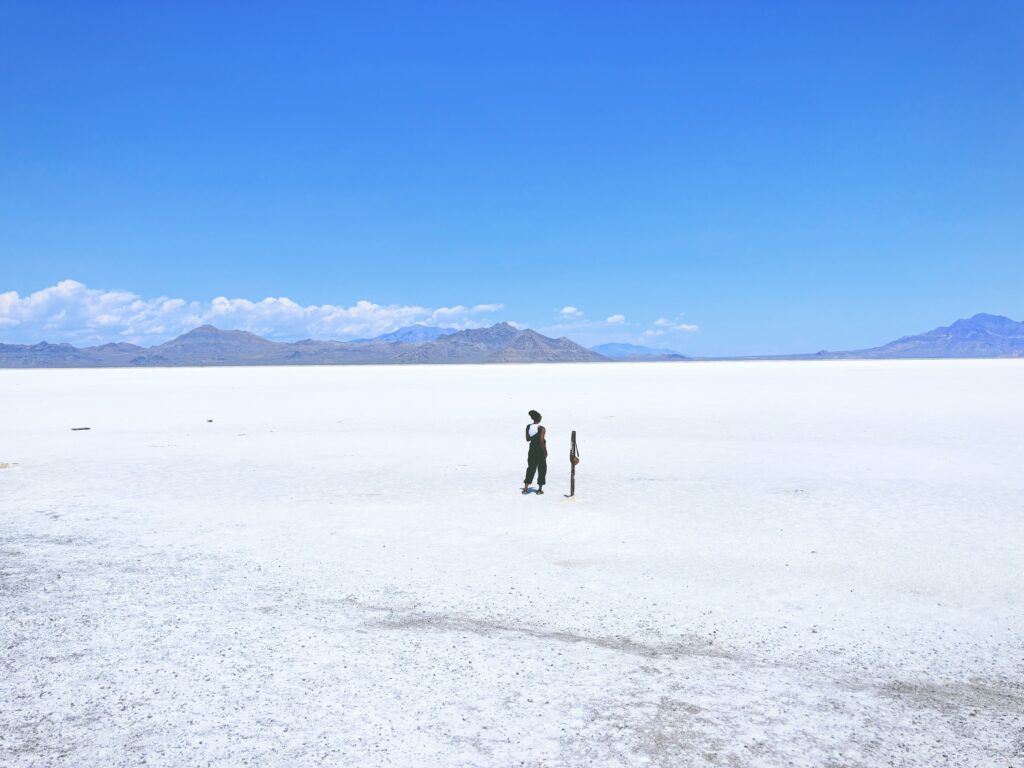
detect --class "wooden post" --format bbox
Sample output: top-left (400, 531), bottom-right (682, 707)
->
top-left (569, 430), bottom-right (580, 497)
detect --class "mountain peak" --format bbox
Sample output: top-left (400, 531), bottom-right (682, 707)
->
top-left (178, 324), bottom-right (234, 336)
top-left (851, 313), bottom-right (1024, 358)
top-left (165, 325), bottom-right (273, 342)
top-left (148, 325), bottom-right (281, 363)
top-left (487, 330), bottom-right (606, 363)
top-left (958, 313), bottom-right (1019, 330)
top-left (353, 324), bottom-right (459, 344)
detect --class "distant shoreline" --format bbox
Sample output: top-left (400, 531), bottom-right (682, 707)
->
top-left (2, 357), bottom-right (1023, 373)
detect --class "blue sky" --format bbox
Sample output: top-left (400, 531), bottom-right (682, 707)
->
top-left (1, 1), bottom-right (1022, 354)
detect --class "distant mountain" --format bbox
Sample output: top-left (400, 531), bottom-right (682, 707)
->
top-left (0, 341), bottom-right (92, 367)
top-left (694, 313), bottom-right (1024, 361)
top-left (489, 329), bottom-right (606, 363)
top-left (591, 343), bottom-right (687, 361)
top-left (828, 314), bottom-right (1024, 359)
top-left (0, 340), bottom-right (146, 367)
top-left (393, 322), bottom-right (519, 363)
top-left (0, 323), bottom-right (608, 368)
top-left (393, 323), bottom-right (605, 364)
top-left (350, 325), bottom-right (458, 344)
top-left (142, 325), bottom-right (280, 364)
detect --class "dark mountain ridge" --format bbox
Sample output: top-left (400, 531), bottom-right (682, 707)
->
top-left (0, 323), bottom-right (606, 368)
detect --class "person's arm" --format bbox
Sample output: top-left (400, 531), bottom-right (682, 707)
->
top-left (540, 426), bottom-right (547, 456)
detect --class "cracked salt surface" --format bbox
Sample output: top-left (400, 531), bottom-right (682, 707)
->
top-left (1, 361), bottom-right (1023, 767)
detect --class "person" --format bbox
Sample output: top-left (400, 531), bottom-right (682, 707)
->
top-left (522, 409), bottom-right (547, 494)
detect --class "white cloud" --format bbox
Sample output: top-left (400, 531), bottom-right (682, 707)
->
top-left (0, 280), bottom-right (504, 345)
top-left (559, 306), bottom-right (583, 318)
top-left (653, 317), bottom-right (699, 333)
top-left (606, 314), bottom-right (625, 325)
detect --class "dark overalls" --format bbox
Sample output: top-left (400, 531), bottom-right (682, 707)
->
top-left (524, 424), bottom-right (547, 487)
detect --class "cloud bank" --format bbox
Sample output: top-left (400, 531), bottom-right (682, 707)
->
top-left (0, 280), bottom-right (504, 346)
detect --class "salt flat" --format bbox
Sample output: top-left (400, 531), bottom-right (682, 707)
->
top-left (1, 360), bottom-right (1022, 767)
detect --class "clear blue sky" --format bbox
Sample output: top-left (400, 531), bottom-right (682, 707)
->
top-left (1, 1), bottom-right (1022, 354)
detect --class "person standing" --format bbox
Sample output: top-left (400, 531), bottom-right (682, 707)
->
top-left (522, 409), bottom-right (547, 494)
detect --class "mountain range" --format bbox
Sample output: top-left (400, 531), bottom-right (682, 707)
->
top-left (1, 314), bottom-right (1021, 368)
top-left (0, 323), bottom-right (605, 368)
top-left (823, 313), bottom-right (1024, 359)
top-left (590, 343), bottom-right (688, 361)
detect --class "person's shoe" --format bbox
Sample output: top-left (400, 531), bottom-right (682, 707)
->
top-left (521, 487), bottom-right (530, 494)
top-left (536, 488), bottom-right (544, 495)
